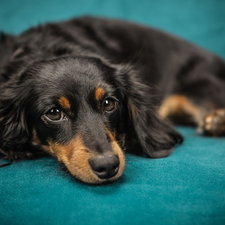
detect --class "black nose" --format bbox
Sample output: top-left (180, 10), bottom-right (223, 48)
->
top-left (89, 154), bottom-right (119, 179)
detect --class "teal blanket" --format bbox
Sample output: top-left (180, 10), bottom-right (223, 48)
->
top-left (0, 1), bottom-right (225, 224)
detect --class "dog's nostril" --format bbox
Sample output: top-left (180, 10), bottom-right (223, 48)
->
top-left (95, 167), bottom-right (106, 173)
top-left (112, 165), bottom-right (119, 173)
top-left (89, 154), bottom-right (119, 179)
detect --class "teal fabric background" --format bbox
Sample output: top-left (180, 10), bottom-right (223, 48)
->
top-left (0, 1), bottom-right (225, 224)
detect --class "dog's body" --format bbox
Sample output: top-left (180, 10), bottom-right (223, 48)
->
top-left (0, 17), bottom-right (225, 184)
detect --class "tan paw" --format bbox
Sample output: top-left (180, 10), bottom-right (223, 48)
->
top-left (201, 109), bottom-right (225, 136)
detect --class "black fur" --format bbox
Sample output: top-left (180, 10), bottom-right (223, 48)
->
top-left (0, 17), bottom-right (224, 176)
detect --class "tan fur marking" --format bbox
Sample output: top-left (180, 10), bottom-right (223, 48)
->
top-left (58, 96), bottom-right (71, 110)
top-left (95, 87), bottom-right (105, 101)
top-left (110, 141), bottom-right (126, 179)
top-left (201, 108), bottom-right (225, 136)
top-left (56, 136), bottom-right (97, 183)
top-left (159, 95), bottom-right (204, 124)
top-left (41, 136), bottom-right (97, 183)
top-left (32, 129), bottom-right (41, 145)
top-left (105, 127), bottom-right (126, 178)
top-left (32, 130), bottom-right (56, 156)
top-left (41, 144), bottom-right (56, 156)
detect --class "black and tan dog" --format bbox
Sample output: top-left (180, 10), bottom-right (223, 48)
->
top-left (0, 17), bottom-right (225, 184)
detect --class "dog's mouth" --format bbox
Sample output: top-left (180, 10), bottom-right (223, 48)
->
top-left (58, 138), bottom-right (125, 184)
top-left (59, 153), bottom-right (124, 184)
top-left (34, 134), bottom-right (125, 184)
top-left (32, 122), bottom-right (126, 184)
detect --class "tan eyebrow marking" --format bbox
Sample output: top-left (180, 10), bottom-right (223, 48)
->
top-left (58, 96), bottom-right (71, 110)
top-left (95, 87), bottom-right (106, 101)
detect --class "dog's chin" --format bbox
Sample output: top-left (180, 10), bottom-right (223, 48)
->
top-left (73, 170), bottom-right (124, 185)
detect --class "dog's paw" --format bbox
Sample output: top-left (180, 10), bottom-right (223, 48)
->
top-left (201, 109), bottom-right (225, 136)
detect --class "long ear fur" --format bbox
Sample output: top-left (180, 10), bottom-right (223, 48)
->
top-left (113, 65), bottom-right (183, 158)
top-left (0, 72), bottom-right (45, 166)
top-left (0, 82), bottom-right (32, 166)
top-left (0, 34), bottom-right (43, 166)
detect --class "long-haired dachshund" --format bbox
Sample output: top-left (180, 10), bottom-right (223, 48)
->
top-left (0, 17), bottom-right (225, 184)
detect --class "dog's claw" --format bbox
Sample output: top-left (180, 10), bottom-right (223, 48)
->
top-left (201, 109), bottom-right (225, 136)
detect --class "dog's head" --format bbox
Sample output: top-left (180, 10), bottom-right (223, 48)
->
top-left (0, 55), bottom-right (182, 184)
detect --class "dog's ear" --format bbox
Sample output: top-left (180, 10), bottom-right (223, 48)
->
top-left (0, 79), bottom-right (33, 165)
top-left (0, 34), bottom-right (36, 164)
top-left (113, 65), bottom-right (183, 158)
top-left (0, 32), bottom-right (34, 80)
top-left (0, 32), bottom-right (26, 60)
top-left (0, 33), bottom-right (16, 71)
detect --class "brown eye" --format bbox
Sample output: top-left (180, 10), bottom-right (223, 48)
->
top-left (103, 98), bottom-right (117, 112)
top-left (45, 108), bottom-right (64, 121)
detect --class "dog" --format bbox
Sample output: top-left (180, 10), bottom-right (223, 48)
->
top-left (0, 17), bottom-right (225, 184)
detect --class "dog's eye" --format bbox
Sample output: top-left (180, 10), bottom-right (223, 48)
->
top-left (103, 98), bottom-right (117, 112)
top-left (45, 108), bottom-right (64, 121)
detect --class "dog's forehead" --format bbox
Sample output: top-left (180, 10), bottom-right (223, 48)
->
top-left (31, 57), bottom-right (116, 107)
top-left (37, 57), bottom-right (105, 81)
top-left (30, 58), bottom-right (97, 86)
